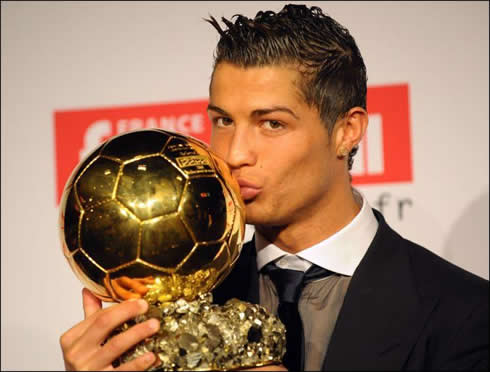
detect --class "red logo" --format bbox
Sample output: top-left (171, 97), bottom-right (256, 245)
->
top-left (54, 84), bottom-right (412, 204)
top-left (351, 83), bottom-right (412, 185)
top-left (54, 99), bottom-right (211, 204)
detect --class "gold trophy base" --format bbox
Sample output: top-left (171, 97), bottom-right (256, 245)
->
top-left (110, 293), bottom-right (286, 371)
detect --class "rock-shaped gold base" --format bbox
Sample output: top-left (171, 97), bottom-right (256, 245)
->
top-left (110, 293), bottom-right (286, 370)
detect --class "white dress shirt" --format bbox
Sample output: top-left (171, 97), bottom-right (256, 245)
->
top-left (255, 189), bottom-right (380, 370)
top-left (255, 189), bottom-right (379, 275)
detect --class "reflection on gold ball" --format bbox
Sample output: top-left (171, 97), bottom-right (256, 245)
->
top-left (59, 129), bottom-right (245, 303)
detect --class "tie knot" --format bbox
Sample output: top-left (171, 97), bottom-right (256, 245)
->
top-left (262, 262), bottom-right (333, 303)
top-left (262, 263), bottom-right (305, 303)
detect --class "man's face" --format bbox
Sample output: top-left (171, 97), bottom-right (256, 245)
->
top-left (208, 62), bottom-right (342, 228)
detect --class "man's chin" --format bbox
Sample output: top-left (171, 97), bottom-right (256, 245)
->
top-left (243, 198), bottom-right (282, 227)
top-left (244, 208), bottom-right (262, 226)
top-left (244, 207), bottom-right (271, 227)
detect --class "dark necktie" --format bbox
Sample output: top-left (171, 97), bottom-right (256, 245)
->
top-left (262, 262), bottom-right (332, 371)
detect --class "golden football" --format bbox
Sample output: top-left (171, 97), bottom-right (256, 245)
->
top-left (59, 129), bottom-right (245, 303)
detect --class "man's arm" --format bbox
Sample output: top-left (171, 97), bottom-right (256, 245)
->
top-left (435, 297), bottom-right (488, 370)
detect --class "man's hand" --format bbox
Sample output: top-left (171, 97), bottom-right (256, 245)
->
top-left (60, 288), bottom-right (160, 371)
top-left (106, 276), bottom-right (155, 301)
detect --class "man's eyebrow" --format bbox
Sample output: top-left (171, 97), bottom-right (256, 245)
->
top-left (207, 104), bottom-right (229, 116)
top-left (251, 106), bottom-right (299, 120)
top-left (207, 104), bottom-right (299, 120)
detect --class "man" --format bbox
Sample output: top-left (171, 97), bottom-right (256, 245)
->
top-left (60, 4), bottom-right (488, 371)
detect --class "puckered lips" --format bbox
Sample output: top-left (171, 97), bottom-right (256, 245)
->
top-left (236, 178), bottom-right (262, 201)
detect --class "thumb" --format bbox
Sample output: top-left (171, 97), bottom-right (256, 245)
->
top-left (82, 287), bottom-right (102, 319)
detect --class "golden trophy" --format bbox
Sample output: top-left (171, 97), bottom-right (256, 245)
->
top-left (59, 129), bottom-right (285, 370)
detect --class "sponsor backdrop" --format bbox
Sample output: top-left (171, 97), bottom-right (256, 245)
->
top-left (2, 1), bottom-right (488, 370)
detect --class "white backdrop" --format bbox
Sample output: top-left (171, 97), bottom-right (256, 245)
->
top-left (1, 1), bottom-right (488, 370)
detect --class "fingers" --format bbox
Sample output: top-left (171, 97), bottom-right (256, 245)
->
top-left (61, 300), bottom-right (159, 370)
top-left (111, 279), bottom-right (143, 300)
top-left (111, 277), bottom-right (151, 300)
top-left (93, 318), bottom-right (160, 369)
top-left (75, 299), bottom-right (150, 355)
top-left (104, 276), bottom-right (155, 301)
top-left (111, 351), bottom-right (157, 371)
top-left (135, 276), bottom-right (155, 285)
top-left (61, 288), bottom-right (102, 351)
top-left (61, 299), bottom-right (152, 370)
top-left (82, 287), bottom-right (102, 319)
top-left (118, 277), bottom-right (149, 295)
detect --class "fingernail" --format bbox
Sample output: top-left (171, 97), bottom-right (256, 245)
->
top-left (143, 352), bottom-right (156, 363)
top-left (134, 299), bottom-right (148, 312)
top-left (148, 318), bottom-right (160, 331)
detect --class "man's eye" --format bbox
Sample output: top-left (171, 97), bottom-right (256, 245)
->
top-left (214, 117), bottom-right (233, 127)
top-left (262, 120), bottom-right (284, 130)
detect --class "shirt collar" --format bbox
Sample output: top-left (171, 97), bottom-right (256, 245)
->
top-left (255, 189), bottom-right (379, 276)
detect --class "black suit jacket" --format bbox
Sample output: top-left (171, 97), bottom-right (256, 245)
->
top-left (212, 210), bottom-right (489, 370)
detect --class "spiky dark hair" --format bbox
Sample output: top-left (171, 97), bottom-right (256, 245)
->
top-left (206, 4), bottom-right (367, 170)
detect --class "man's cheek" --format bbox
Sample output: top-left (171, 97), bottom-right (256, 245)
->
top-left (209, 139), bottom-right (227, 160)
top-left (209, 131), bottom-right (219, 151)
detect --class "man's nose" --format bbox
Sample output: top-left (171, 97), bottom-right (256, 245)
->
top-left (225, 125), bottom-right (256, 170)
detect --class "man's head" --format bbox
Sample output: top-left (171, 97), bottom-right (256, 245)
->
top-left (207, 4), bottom-right (367, 170)
top-left (206, 4), bottom-right (368, 243)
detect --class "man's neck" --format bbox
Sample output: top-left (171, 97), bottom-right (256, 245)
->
top-left (255, 186), bottom-right (361, 254)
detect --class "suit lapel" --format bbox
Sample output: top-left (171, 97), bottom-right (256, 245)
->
top-left (214, 211), bottom-right (439, 370)
top-left (324, 210), bottom-right (438, 370)
top-left (212, 238), bottom-right (260, 305)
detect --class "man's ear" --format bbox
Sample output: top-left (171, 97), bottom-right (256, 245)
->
top-left (334, 107), bottom-right (368, 158)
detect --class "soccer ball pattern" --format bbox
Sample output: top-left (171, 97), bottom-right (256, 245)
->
top-left (59, 129), bottom-right (245, 302)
